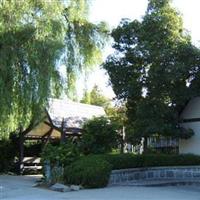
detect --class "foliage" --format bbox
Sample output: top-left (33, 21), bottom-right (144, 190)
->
top-left (80, 85), bottom-right (110, 107)
top-left (99, 153), bottom-right (200, 170)
top-left (64, 153), bottom-right (200, 188)
top-left (41, 142), bottom-right (80, 167)
top-left (80, 116), bottom-right (118, 154)
top-left (0, 0), bottom-right (65, 134)
top-left (106, 104), bottom-right (127, 130)
top-left (80, 90), bottom-right (91, 104)
top-left (64, 155), bottom-right (112, 188)
top-left (0, 139), bottom-right (16, 172)
top-left (63, 1), bottom-right (109, 99)
top-left (105, 104), bottom-right (128, 152)
top-left (0, 0), bottom-right (109, 136)
top-left (24, 141), bottom-right (42, 157)
top-left (103, 0), bottom-right (199, 144)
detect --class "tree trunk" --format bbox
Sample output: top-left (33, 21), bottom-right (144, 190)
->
top-left (143, 137), bottom-right (148, 154)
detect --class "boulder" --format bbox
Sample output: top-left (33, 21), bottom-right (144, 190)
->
top-left (70, 185), bottom-right (81, 191)
top-left (50, 183), bottom-right (71, 192)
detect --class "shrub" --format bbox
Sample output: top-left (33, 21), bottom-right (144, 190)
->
top-left (41, 142), bottom-right (80, 167)
top-left (101, 153), bottom-right (200, 170)
top-left (101, 154), bottom-right (143, 169)
top-left (41, 142), bottom-right (80, 183)
top-left (0, 139), bottom-right (16, 172)
top-left (64, 156), bottom-right (112, 188)
top-left (80, 116), bottom-right (118, 155)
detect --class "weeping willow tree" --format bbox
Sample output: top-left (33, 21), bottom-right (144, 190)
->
top-left (0, 0), bottom-right (108, 136)
top-left (0, 0), bottom-right (65, 136)
top-left (63, 0), bottom-right (108, 99)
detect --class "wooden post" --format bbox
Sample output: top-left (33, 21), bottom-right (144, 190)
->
top-left (19, 130), bottom-right (24, 174)
top-left (60, 119), bottom-right (66, 144)
top-left (42, 128), bottom-right (53, 146)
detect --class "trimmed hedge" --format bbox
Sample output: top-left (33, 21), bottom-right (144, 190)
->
top-left (62, 153), bottom-right (200, 188)
top-left (100, 154), bottom-right (200, 170)
top-left (64, 156), bottom-right (112, 188)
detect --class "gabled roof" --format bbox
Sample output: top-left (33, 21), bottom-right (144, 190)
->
top-left (26, 98), bottom-right (106, 139)
top-left (47, 98), bottom-right (105, 128)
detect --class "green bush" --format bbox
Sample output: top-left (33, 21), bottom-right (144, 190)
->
top-left (101, 154), bottom-right (143, 169)
top-left (0, 139), bottom-right (16, 172)
top-left (64, 156), bottom-right (112, 188)
top-left (41, 142), bottom-right (80, 183)
top-left (100, 153), bottom-right (200, 170)
top-left (41, 142), bottom-right (80, 167)
top-left (80, 116), bottom-right (118, 155)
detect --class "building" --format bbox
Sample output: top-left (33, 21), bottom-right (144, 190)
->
top-left (179, 97), bottom-right (200, 155)
top-left (24, 98), bottom-right (105, 140)
top-left (19, 98), bottom-right (105, 172)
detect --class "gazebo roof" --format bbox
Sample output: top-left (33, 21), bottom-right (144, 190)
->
top-left (48, 98), bottom-right (105, 128)
top-left (25, 98), bottom-right (105, 139)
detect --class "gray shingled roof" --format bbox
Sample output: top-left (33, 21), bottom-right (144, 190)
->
top-left (26, 98), bottom-right (106, 138)
top-left (48, 98), bottom-right (106, 129)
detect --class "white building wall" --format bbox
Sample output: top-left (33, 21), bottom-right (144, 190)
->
top-left (179, 97), bottom-right (200, 155)
top-left (179, 122), bottom-right (200, 154)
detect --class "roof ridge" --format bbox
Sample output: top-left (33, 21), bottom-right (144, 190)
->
top-left (48, 98), bottom-right (104, 109)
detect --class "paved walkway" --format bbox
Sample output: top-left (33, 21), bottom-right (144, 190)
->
top-left (1, 175), bottom-right (200, 200)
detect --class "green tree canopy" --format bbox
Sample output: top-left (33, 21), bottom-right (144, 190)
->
top-left (63, 0), bottom-right (108, 99)
top-left (81, 85), bottom-right (110, 107)
top-left (0, 0), bottom-right (108, 135)
top-left (80, 116), bottom-right (118, 154)
top-left (0, 0), bottom-right (65, 134)
top-left (103, 0), bottom-right (199, 144)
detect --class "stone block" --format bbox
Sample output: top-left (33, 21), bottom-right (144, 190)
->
top-left (147, 172), bottom-right (154, 179)
top-left (140, 172), bottom-right (146, 179)
top-left (175, 171), bottom-right (183, 178)
top-left (166, 171), bottom-right (174, 178)
top-left (185, 171), bottom-right (192, 178)
top-left (128, 174), bottom-right (134, 181)
top-left (160, 171), bottom-right (165, 178)
top-left (50, 183), bottom-right (71, 192)
top-left (134, 173), bottom-right (140, 180)
top-left (70, 185), bottom-right (81, 191)
top-left (193, 172), bottom-right (200, 178)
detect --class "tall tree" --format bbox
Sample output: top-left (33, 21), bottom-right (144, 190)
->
top-left (63, 0), bottom-right (108, 99)
top-left (0, 0), bottom-right (108, 135)
top-left (103, 0), bottom-right (198, 149)
top-left (81, 85), bottom-right (110, 107)
top-left (0, 0), bottom-right (65, 134)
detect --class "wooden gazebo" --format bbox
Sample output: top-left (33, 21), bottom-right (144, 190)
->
top-left (19, 98), bottom-right (105, 172)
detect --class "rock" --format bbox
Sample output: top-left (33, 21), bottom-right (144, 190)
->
top-left (7, 172), bottom-right (16, 176)
top-left (70, 185), bottom-right (81, 191)
top-left (50, 183), bottom-right (71, 192)
top-left (32, 183), bottom-right (40, 187)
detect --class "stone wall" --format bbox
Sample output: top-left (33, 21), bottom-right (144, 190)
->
top-left (109, 166), bottom-right (200, 186)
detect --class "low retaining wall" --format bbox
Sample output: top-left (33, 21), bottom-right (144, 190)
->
top-left (109, 166), bottom-right (200, 186)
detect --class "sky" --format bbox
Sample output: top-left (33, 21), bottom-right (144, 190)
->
top-left (79, 0), bottom-right (200, 99)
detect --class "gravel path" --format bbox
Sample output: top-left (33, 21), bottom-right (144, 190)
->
top-left (1, 175), bottom-right (200, 200)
